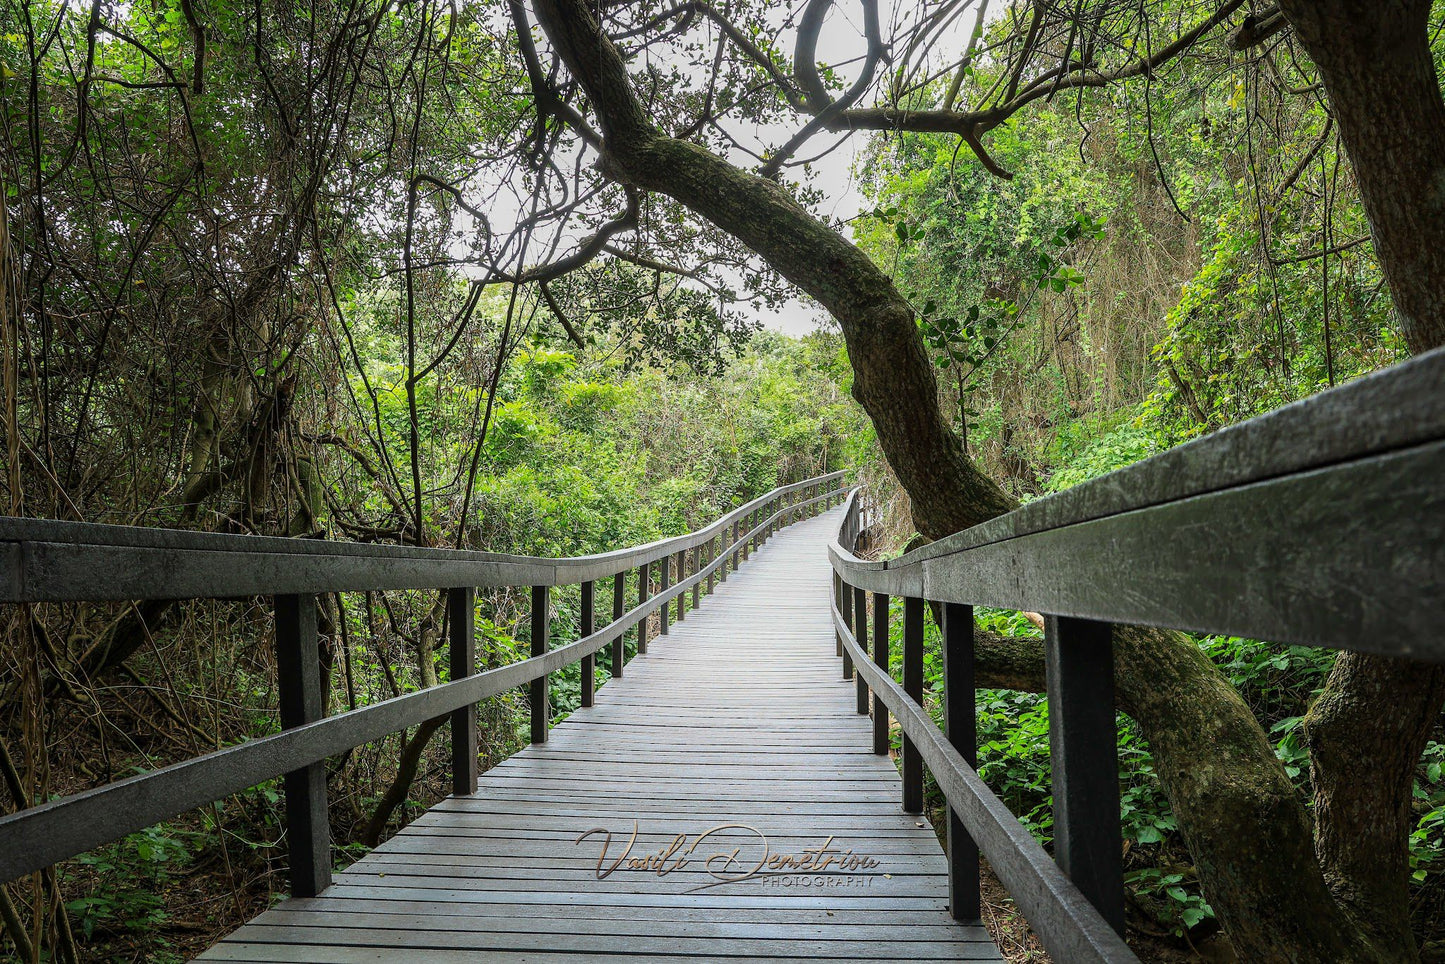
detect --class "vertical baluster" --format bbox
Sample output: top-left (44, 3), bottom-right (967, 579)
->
top-left (274, 593), bottom-right (330, 897)
top-left (448, 587), bottom-right (477, 797)
top-left (853, 587), bottom-right (869, 714)
top-left (833, 572), bottom-right (844, 658)
top-left (580, 581), bottom-right (595, 708)
top-left (612, 571), bottom-right (626, 678)
top-left (1044, 614), bottom-right (1125, 934)
top-left (692, 546), bottom-right (701, 608)
top-left (676, 549), bottom-right (687, 622)
top-left (530, 585), bottom-right (550, 744)
top-left (872, 592), bottom-right (890, 755)
top-left (841, 580), bottom-right (855, 681)
top-left (636, 561), bottom-right (650, 653)
top-left (943, 601), bottom-right (980, 922)
top-left (659, 553), bottom-right (671, 635)
top-left (901, 595), bottom-right (925, 813)
top-left (707, 537), bottom-right (716, 594)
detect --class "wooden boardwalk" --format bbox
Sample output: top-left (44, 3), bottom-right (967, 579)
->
top-left (198, 510), bottom-right (1002, 963)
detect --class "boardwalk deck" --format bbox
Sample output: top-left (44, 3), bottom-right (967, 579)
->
top-left (198, 510), bottom-right (1003, 963)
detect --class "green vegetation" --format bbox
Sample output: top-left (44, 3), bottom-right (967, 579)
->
top-left (4, 0), bottom-right (1444, 959)
top-left (850, 14), bottom-right (1444, 948)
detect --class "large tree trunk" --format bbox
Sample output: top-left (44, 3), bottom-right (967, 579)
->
top-left (1272, 3), bottom-right (1445, 957)
top-left (527, 2), bottom-right (1387, 957)
top-left (1278, 0), bottom-right (1445, 354)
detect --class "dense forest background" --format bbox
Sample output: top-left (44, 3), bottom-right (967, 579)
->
top-left (1, 0), bottom-right (1442, 960)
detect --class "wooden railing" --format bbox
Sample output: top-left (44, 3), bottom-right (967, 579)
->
top-left (0, 471), bottom-right (848, 892)
top-left (828, 346), bottom-right (1445, 963)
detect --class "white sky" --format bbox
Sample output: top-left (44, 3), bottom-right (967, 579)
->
top-left (745, 13), bottom-right (874, 337)
top-left (732, 1), bottom-right (996, 336)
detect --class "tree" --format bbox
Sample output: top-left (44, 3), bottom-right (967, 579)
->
top-left (518, 0), bottom-right (1444, 957)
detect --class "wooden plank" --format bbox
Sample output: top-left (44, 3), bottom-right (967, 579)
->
top-left (199, 511), bottom-right (1002, 962)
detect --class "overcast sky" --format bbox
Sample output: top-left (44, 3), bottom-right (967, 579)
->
top-left (743, 11), bottom-right (875, 337)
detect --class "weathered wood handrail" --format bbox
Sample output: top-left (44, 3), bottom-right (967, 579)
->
top-left (0, 473), bottom-right (846, 602)
top-left (0, 472), bottom-right (848, 890)
top-left (828, 346), bottom-right (1445, 964)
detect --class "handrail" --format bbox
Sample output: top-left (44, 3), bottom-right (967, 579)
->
top-left (832, 347), bottom-right (1444, 658)
top-left (830, 585), bottom-right (1136, 961)
top-left (830, 490), bottom-right (1138, 963)
top-left (0, 472), bottom-right (846, 601)
top-left (826, 349), bottom-right (1445, 962)
top-left (0, 473), bottom-right (849, 889)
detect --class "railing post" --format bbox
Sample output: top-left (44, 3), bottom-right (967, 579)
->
top-left (274, 593), bottom-right (330, 897)
top-left (944, 601), bottom-right (980, 923)
top-left (692, 546), bottom-right (701, 608)
top-left (1044, 614), bottom-right (1125, 935)
top-left (448, 587), bottom-right (477, 797)
top-left (902, 595), bottom-right (925, 814)
top-left (833, 573), bottom-right (844, 658)
top-left (676, 548), bottom-right (687, 622)
top-left (707, 537), bottom-right (716, 593)
top-left (580, 581), bottom-right (595, 708)
top-left (530, 585), bottom-right (549, 744)
top-left (659, 553), bottom-right (671, 635)
top-left (611, 571), bottom-right (626, 677)
top-left (636, 561), bottom-right (650, 653)
top-left (841, 580), bottom-right (855, 681)
top-left (853, 587), bottom-right (869, 714)
top-left (872, 592), bottom-right (890, 755)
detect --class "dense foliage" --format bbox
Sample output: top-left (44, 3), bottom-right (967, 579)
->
top-left (851, 5), bottom-right (1443, 954)
top-left (4, 0), bottom-right (1444, 960)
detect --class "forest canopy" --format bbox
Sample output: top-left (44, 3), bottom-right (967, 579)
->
top-left (2, 0), bottom-right (1443, 960)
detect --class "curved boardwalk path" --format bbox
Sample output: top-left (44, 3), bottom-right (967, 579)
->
top-left (199, 510), bottom-right (1002, 963)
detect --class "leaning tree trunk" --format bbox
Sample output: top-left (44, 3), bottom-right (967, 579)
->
top-left (528, 0), bottom-right (1386, 957)
top-left (1272, 1), bottom-right (1445, 957)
